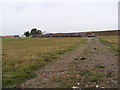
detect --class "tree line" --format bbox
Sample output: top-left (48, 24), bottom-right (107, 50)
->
top-left (24, 28), bottom-right (42, 37)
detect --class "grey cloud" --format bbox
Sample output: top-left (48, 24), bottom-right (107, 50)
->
top-left (2, 2), bottom-right (57, 13)
top-left (1, 2), bottom-right (118, 35)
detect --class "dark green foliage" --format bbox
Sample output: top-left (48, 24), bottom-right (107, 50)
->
top-left (24, 31), bottom-right (30, 37)
top-left (74, 57), bottom-right (86, 60)
top-left (37, 30), bottom-right (42, 35)
top-left (30, 28), bottom-right (37, 35)
top-left (80, 57), bottom-right (86, 60)
top-left (95, 64), bottom-right (105, 69)
top-left (24, 28), bottom-right (42, 37)
top-left (30, 28), bottom-right (42, 35)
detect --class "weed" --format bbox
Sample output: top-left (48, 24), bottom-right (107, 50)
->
top-left (79, 70), bottom-right (91, 76)
top-left (111, 64), bottom-right (114, 65)
top-left (107, 71), bottom-right (112, 77)
top-left (95, 64), bottom-right (105, 69)
top-left (94, 48), bottom-right (97, 49)
top-left (80, 57), bottom-right (86, 60)
top-left (74, 57), bottom-right (86, 61)
top-left (74, 57), bottom-right (79, 60)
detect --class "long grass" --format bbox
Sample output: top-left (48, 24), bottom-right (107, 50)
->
top-left (2, 37), bottom-right (85, 88)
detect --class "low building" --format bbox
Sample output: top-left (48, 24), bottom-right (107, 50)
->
top-left (2, 35), bottom-right (19, 38)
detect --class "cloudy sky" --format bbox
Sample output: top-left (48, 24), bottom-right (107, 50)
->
top-left (1, 0), bottom-right (119, 35)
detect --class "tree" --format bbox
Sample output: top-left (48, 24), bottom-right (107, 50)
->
top-left (30, 28), bottom-right (37, 35)
top-left (24, 28), bottom-right (42, 37)
top-left (37, 30), bottom-right (42, 35)
top-left (24, 31), bottom-right (30, 37)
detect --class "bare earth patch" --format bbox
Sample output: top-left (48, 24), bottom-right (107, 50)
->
top-left (20, 38), bottom-right (118, 88)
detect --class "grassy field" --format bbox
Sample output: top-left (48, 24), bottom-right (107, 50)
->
top-left (98, 36), bottom-right (118, 55)
top-left (2, 37), bottom-right (85, 88)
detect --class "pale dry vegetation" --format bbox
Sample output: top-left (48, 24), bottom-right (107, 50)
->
top-left (2, 37), bottom-right (85, 88)
top-left (98, 36), bottom-right (118, 55)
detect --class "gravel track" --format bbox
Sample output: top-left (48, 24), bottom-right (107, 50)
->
top-left (20, 38), bottom-right (118, 88)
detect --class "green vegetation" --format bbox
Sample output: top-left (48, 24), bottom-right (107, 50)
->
top-left (93, 47), bottom-right (97, 49)
top-left (79, 70), bottom-right (91, 76)
top-left (98, 36), bottom-right (118, 55)
top-left (95, 64), bottom-right (105, 69)
top-left (107, 71), bottom-right (112, 77)
top-left (74, 57), bottom-right (86, 61)
top-left (2, 37), bottom-right (85, 88)
top-left (24, 28), bottom-right (42, 37)
top-left (51, 70), bottom-right (104, 88)
top-left (80, 72), bottom-right (104, 84)
top-left (51, 75), bottom-right (77, 88)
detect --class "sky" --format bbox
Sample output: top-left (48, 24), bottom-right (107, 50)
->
top-left (0, 0), bottom-right (119, 35)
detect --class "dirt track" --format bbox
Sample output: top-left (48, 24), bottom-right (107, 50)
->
top-left (20, 38), bottom-right (118, 88)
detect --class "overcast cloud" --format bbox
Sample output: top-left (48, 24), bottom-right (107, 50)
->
top-left (1, 0), bottom-right (119, 35)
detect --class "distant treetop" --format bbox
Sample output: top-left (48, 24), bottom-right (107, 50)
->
top-left (24, 28), bottom-right (42, 37)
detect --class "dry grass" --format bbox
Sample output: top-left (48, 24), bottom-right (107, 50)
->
top-left (98, 36), bottom-right (118, 55)
top-left (2, 37), bottom-right (85, 88)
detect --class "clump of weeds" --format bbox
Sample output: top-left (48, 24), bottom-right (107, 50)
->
top-left (95, 64), bottom-right (105, 69)
top-left (74, 57), bottom-right (86, 61)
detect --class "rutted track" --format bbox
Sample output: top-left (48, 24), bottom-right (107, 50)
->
top-left (20, 38), bottom-right (118, 88)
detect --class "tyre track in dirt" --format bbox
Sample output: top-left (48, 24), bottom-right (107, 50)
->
top-left (20, 38), bottom-right (118, 88)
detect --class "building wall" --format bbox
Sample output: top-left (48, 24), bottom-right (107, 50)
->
top-left (3, 35), bottom-right (19, 38)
